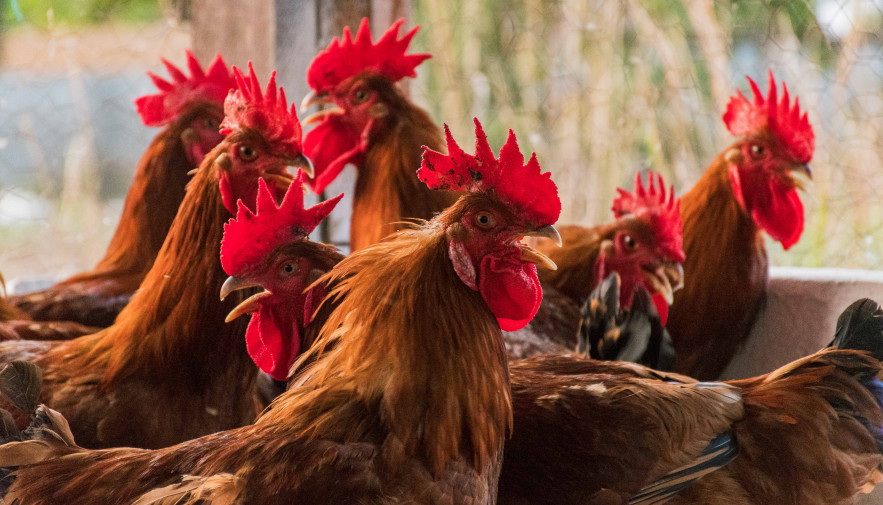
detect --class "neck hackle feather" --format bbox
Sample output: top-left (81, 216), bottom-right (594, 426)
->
top-left (135, 50), bottom-right (234, 127)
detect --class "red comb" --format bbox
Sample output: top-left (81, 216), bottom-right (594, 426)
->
top-left (612, 171), bottom-right (684, 262)
top-left (307, 18), bottom-right (431, 93)
top-left (135, 50), bottom-right (234, 127)
top-left (220, 174), bottom-right (343, 276)
top-left (722, 71), bottom-right (814, 163)
top-left (419, 118), bottom-right (560, 225)
top-left (220, 63), bottom-right (304, 159)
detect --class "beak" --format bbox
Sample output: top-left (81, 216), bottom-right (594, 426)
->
top-left (642, 263), bottom-right (684, 306)
top-left (220, 275), bottom-right (261, 301)
top-left (517, 224), bottom-right (562, 271)
top-left (525, 224), bottom-right (562, 247)
top-left (302, 106), bottom-right (344, 126)
top-left (225, 290), bottom-right (273, 323)
top-left (791, 162), bottom-right (812, 180)
top-left (300, 90), bottom-right (331, 112)
top-left (287, 154), bottom-right (315, 179)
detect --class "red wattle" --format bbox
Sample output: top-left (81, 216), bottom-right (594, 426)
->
top-left (303, 115), bottom-right (364, 194)
top-left (479, 252), bottom-right (542, 331)
top-left (728, 166), bottom-right (804, 250)
top-left (751, 184), bottom-right (803, 250)
top-left (245, 308), bottom-right (300, 381)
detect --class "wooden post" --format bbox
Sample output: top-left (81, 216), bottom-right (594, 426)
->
top-left (191, 0), bottom-right (411, 247)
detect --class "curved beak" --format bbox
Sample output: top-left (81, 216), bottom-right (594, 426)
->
top-left (225, 291), bottom-right (273, 323)
top-left (642, 263), bottom-right (684, 306)
top-left (791, 162), bottom-right (812, 180)
top-left (518, 224), bottom-right (562, 271)
top-left (220, 275), bottom-right (261, 301)
top-left (300, 90), bottom-right (330, 112)
top-left (287, 154), bottom-right (315, 179)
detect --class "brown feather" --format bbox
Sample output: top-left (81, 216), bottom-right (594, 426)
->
top-left (666, 146), bottom-right (767, 379)
top-left (348, 79), bottom-right (459, 252)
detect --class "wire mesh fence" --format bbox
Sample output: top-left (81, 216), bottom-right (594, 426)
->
top-left (0, 0), bottom-right (881, 287)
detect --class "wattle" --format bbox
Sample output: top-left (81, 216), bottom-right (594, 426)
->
top-left (245, 307), bottom-right (300, 381)
top-left (303, 115), bottom-right (363, 194)
top-left (479, 252), bottom-right (542, 331)
top-left (729, 166), bottom-right (804, 250)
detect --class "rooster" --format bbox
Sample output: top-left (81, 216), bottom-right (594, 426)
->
top-left (10, 51), bottom-right (234, 328)
top-left (301, 18), bottom-right (458, 252)
top-left (0, 118), bottom-right (561, 505)
top-left (667, 72), bottom-right (815, 379)
top-left (520, 171), bottom-right (684, 360)
top-left (0, 64), bottom-right (311, 450)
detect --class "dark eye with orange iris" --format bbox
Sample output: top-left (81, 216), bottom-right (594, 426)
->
top-left (354, 89), bottom-right (367, 102)
top-left (283, 263), bottom-right (295, 273)
top-left (238, 145), bottom-right (257, 161)
top-left (475, 212), bottom-right (495, 229)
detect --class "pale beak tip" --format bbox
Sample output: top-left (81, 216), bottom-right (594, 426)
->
top-left (300, 90), bottom-right (317, 113)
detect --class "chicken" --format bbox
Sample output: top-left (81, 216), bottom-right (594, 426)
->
top-left (0, 64), bottom-right (311, 450)
top-left (498, 297), bottom-right (883, 505)
top-left (0, 118), bottom-right (561, 505)
top-left (523, 171), bottom-right (685, 359)
top-left (301, 18), bottom-right (458, 251)
top-left (666, 72), bottom-right (815, 379)
top-left (9, 51), bottom-right (234, 328)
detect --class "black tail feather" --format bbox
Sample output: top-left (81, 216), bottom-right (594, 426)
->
top-left (829, 298), bottom-right (883, 360)
top-left (578, 273), bottom-right (675, 370)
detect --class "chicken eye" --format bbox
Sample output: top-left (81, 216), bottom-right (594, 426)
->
top-left (475, 212), bottom-right (496, 229)
top-left (282, 263), bottom-right (295, 274)
top-left (238, 145), bottom-right (258, 161)
top-left (204, 117), bottom-right (220, 130)
top-left (622, 234), bottom-right (637, 250)
top-left (353, 89), bottom-right (368, 103)
top-left (750, 144), bottom-right (765, 158)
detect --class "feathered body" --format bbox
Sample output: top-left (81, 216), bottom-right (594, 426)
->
top-left (498, 300), bottom-right (883, 504)
top-left (666, 156), bottom-right (768, 379)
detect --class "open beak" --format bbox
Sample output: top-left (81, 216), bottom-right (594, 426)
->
top-left (220, 275), bottom-right (260, 301)
top-left (301, 91), bottom-right (343, 125)
top-left (642, 263), bottom-right (684, 305)
top-left (225, 290), bottom-right (273, 323)
top-left (518, 224), bottom-right (562, 271)
top-left (300, 90), bottom-right (330, 112)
